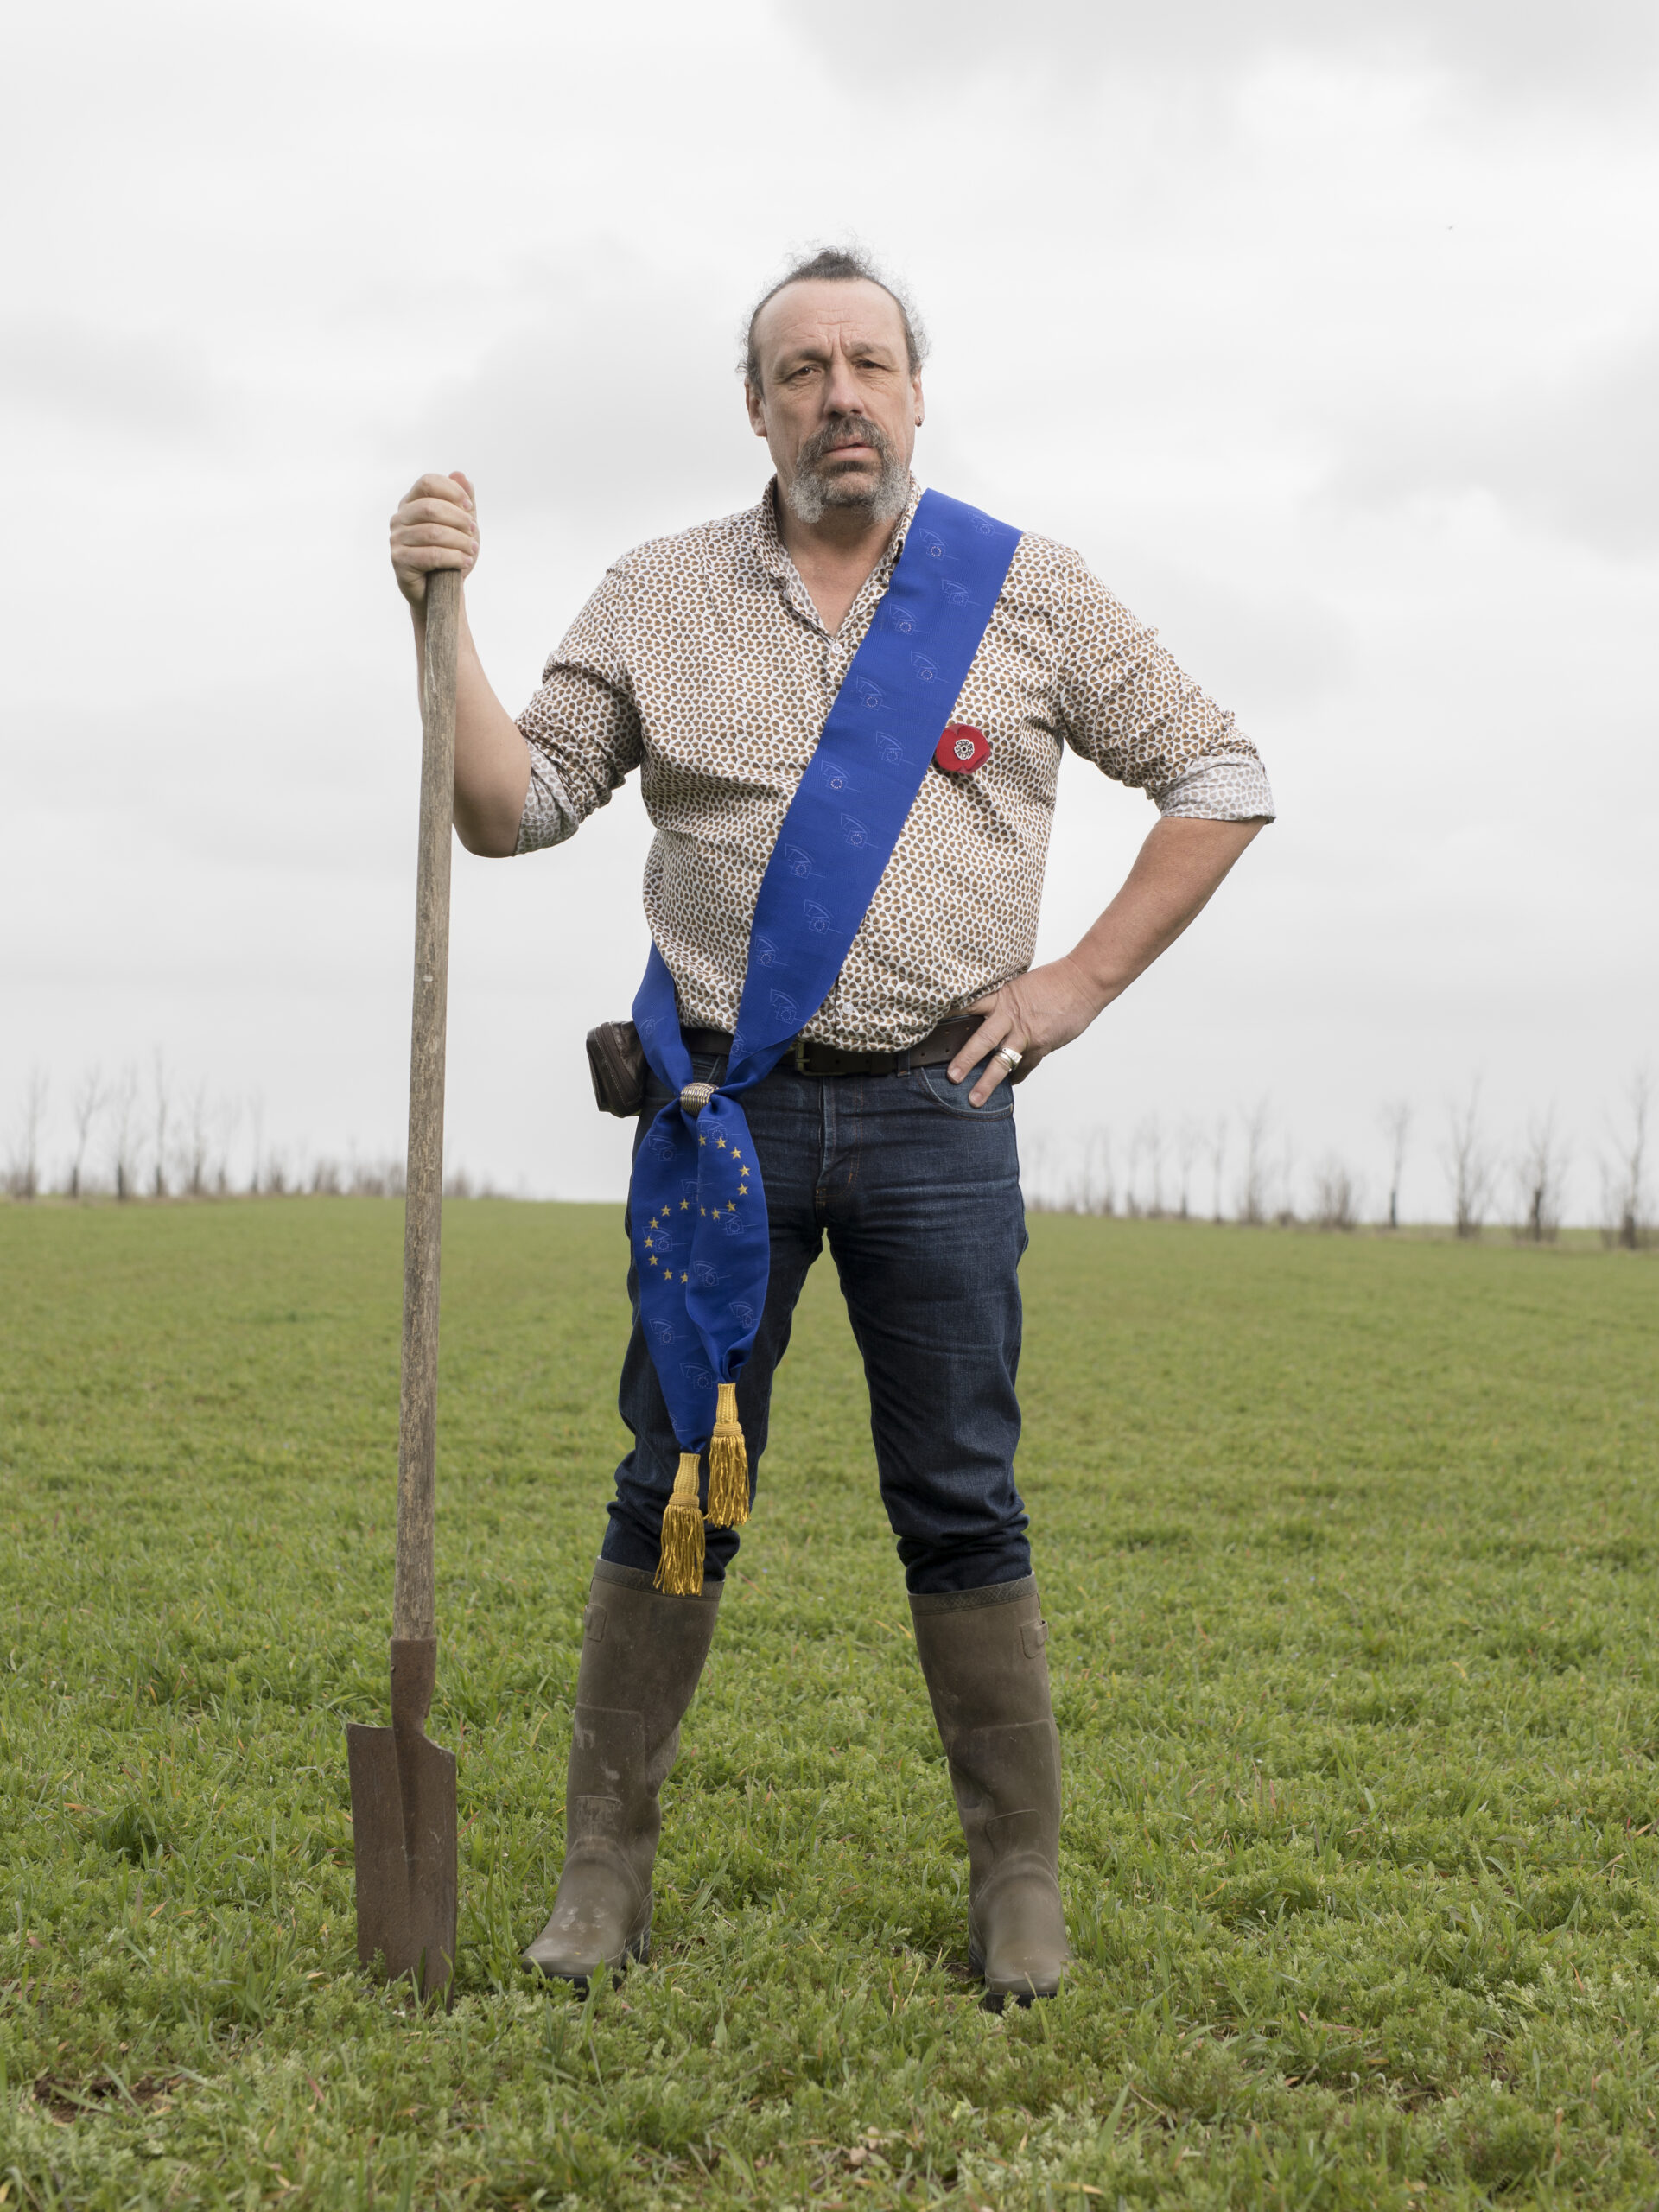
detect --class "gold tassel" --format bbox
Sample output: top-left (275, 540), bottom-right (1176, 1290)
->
top-left (706, 1381), bottom-right (750, 1528)
top-left (654, 1451), bottom-right (707, 1596)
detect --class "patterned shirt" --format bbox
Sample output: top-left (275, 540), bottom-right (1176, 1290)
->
top-left (515, 478), bottom-right (1274, 1050)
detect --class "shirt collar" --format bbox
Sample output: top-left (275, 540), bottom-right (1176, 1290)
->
top-left (752, 474), bottom-right (926, 627)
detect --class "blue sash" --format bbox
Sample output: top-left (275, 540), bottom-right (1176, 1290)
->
top-left (628, 489), bottom-right (1021, 1590)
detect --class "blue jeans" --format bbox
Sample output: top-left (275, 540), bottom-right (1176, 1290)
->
top-left (600, 1052), bottom-right (1033, 1596)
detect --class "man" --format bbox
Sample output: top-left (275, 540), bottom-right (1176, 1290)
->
top-left (388, 248), bottom-right (1272, 2005)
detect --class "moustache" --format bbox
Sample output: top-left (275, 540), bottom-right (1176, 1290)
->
top-left (799, 417), bottom-right (893, 470)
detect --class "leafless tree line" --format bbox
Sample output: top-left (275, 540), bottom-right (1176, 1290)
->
top-left (1602, 1071), bottom-right (1651, 1250)
top-left (1020, 1071), bottom-right (1655, 1243)
top-left (1, 1057), bottom-right (496, 1205)
top-left (5, 1058), bottom-right (1649, 1236)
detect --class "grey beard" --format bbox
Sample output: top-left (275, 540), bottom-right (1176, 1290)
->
top-left (782, 426), bottom-right (909, 526)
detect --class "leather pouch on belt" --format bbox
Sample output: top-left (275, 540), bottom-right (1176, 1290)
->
top-left (586, 1021), bottom-right (649, 1118)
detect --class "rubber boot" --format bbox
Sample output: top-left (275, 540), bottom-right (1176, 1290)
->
top-left (910, 1575), bottom-right (1068, 2003)
top-left (523, 1560), bottom-right (721, 1986)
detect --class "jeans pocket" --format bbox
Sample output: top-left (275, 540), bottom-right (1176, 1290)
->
top-left (916, 1058), bottom-right (1016, 1120)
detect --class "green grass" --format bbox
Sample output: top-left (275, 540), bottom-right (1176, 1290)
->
top-left (2, 1201), bottom-right (1657, 2210)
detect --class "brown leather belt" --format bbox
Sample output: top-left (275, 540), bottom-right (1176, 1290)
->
top-left (683, 1016), bottom-right (982, 1079)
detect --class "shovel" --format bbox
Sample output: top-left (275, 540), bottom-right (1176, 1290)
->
top-left (346, 565), bottom-right (461, 2005)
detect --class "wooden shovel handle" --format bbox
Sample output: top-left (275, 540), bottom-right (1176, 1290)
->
top-left (393, 567), bottom-right (459, 1643)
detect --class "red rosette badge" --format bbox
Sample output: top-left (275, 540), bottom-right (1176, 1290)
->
top-left (933, 722), bottom-right (989, 775)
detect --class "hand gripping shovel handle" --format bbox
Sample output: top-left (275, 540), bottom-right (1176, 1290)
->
top-left (346, 566), bottom-right (461, 2003)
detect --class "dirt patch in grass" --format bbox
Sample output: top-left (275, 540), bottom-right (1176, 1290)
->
top-left (32, 2073), bottom-right (186, 2124)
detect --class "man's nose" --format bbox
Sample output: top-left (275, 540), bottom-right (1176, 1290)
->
top-left (822, 353), bottom-right (864, 418)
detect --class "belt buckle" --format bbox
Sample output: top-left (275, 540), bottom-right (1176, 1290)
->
top-left (791, 1035), bottom-right (808, 1073)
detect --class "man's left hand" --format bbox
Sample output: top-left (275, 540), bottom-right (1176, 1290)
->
top-left (950, 958), bottom-right (1103, 1107)
top-left (946, 816), bottom-right (1267, 1105)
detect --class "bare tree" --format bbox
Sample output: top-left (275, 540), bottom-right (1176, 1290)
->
top-left (1601, 1069), bottom-right (1652, 1250)
top-left (109, 1065), bottom-right (141, 1200)
top-left (1123, 1121), bottom-right (1146, 1217)
top-left (1128, 1114), bottom-right (1166, 1217)
top-left (213, 1095), bottom-right (242, 1195)
top-left (1236, 1098), bottom-right (1271, 1225)
top-left (175, 1080), bottom-right (211, 1197)
top-left (1058, 1128), bottom-right (1114, 1216)
top-left (1175, 1118), bottom-right (1202, 1220)
top-left (149, 1050), bottom-right (171, 1198)
top-left (247, 1094), bottom-right (266, 1195)
top-left (1020, 1134), bottom-right (1051, 1211)
top-left (1080, 1128), bottom-right (1115, 1217)
top-left (67, 1065), bottom-right (105, 1199)
top-left (1512, 1106), bottom-right (1568, 1243)
top-left (1443, 1079), bottom-right (1496, 1239)
top-left (1275, 1127), bottom-right (1300, 1226)
top-left (5, 1066), bottom-right (48, 1199)
top-left (1208, 1114), bottom-right (1228, 1224)
top-left (1378, 1098), bottom-right (1413, 1230)
top-left (1312, 1155), bottom-right (1361, 1230)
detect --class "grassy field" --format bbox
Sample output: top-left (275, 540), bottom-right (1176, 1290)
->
top-left (2, 1200), bottom-right (1657, 2210)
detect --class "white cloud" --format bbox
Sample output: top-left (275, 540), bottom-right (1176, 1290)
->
top-left (1332, 324), bottom-right (1659, 556)
top-left (778, 0), bottom-right (1659, 102)
top-left (0, 0), bottom-right (1654, 1217)
top-left (409, 247), bottom-right (761, 539)
top-left (0, 321), bottom-right (219, 439)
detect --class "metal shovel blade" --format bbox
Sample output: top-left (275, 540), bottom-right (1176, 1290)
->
top-left (347, 1701), bottom-right (457, 2004)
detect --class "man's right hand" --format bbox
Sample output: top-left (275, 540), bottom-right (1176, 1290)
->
top-left (390, 471), bottom-right (479, 610)
top-left (387, 469), bottom-right (530, 855)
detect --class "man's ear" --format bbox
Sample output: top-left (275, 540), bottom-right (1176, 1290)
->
top-left (743, 379), bottom-right (768, 439)
top-left (912, 375), bottom-right (925, 429)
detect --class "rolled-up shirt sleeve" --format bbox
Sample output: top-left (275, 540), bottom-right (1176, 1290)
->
top-left (1051, 548), bottom-right (1275, 823)
top-left (513, 564), bottom-right (645, 854)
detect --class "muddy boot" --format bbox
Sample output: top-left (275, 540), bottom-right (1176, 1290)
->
top-left (910, 1576), bottom-right (1068, 2003)
top-left (524, 1561), bottom-right (721, 1987)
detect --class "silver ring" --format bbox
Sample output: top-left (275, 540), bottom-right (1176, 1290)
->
top-left (994, 1045), bottom-right (1022, 1070)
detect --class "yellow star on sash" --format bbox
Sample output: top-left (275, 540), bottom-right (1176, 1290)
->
top-left (698, 1135), bottom-right (706, 1147)
top-left (680, 1199), bottom-right (690, 1210)
top-left (716, 1137), bottom-right (728, 1150)
top-left (680, 1271), bottom-right (688, 1282)
top-left (737, 1185), bottom-right (748, 1197)
top-left (727, 1201), bottom-right (736, 1213)
top-left (732, 1150), bottom-right (742, 1161)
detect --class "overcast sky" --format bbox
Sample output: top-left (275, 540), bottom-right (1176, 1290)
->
top-left (4, 0), bottom-right (1656, 1219)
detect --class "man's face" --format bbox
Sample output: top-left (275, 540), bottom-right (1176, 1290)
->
top-left (745, 279), bottom-right (923, 526)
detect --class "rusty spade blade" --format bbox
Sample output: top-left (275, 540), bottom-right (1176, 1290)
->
top-left (348, 565), bottom-right (461, 2008)
top-left (347, 1638), bottom-right (457, 2001)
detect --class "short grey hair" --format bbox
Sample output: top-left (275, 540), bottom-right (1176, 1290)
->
top-left (743, 246), bottom-right (929, 391)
